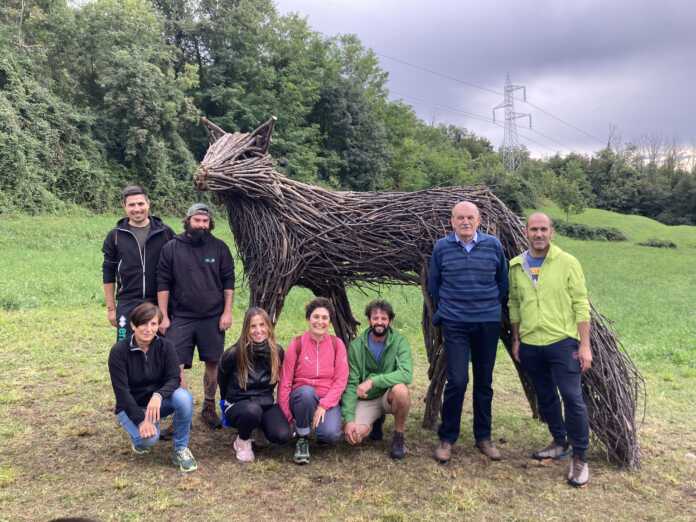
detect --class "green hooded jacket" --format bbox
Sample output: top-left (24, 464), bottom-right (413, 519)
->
top-left (508, 243), bottom-right (590, 345)
top-left (341, 327), bottom-right (413, 423)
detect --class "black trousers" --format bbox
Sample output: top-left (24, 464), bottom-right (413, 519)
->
top-left (519, 338), bottom-right (589, 459)
top-left (438, 320), bottom-right (500, 444)
top-left (225, 401), bottom-right (291, 444)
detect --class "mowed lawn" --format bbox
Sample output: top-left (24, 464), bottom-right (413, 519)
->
top-left (0, 207), bottom-right (694, 521)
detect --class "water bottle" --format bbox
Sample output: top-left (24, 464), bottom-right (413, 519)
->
top-left (219, 399), bottom-right (231, 428)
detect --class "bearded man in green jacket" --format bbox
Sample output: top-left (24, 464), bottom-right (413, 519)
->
top-left (342, 300), bottom-right (413, 459)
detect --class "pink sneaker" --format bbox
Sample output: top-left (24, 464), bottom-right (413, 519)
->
top-left (233, 435), bottom-right (255, 463)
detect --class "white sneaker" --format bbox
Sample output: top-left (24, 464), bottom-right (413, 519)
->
top-left (234, 435), bottom-right (255, 463)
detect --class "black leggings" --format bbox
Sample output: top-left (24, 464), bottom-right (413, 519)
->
top-left (225, 401), bottom-right (291, 444)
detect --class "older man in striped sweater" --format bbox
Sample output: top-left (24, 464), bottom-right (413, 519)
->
top-left (429, 201), bottom-right (509, 463)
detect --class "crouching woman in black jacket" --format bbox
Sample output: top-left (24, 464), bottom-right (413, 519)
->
top-left (219, 307), bottom-right (291, 462)
top-left (108, 302), bottom-right (197, 472)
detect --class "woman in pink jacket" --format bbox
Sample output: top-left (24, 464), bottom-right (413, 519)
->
top-left (278, 297), bottom-right (349, 464)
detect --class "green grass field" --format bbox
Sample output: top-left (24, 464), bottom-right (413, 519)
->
top-left (0, 206), bottom-right (694, 521)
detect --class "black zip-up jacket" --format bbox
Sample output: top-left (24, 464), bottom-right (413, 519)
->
top-left (219, 341), bottom-right (285, 406)
top-left (157, 233), bottom-right (235, 318)
top-left (102, 216), bottom-right (174, 302)
top-left (108, 336), bottom-right (181, 426)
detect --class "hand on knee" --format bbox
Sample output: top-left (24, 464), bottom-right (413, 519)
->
top-left (139, 432), bottom-right (160, 447)
top-left (344, 422), bottom-right (369, 445)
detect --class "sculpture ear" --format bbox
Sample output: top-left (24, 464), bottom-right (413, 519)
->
top-left (200, 117), bottom-right (227, 144)
top-left (249, 116), bottom-right (277, 154)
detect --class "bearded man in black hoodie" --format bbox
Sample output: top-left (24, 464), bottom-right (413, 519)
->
top-left (157, 203), bottom-right (235, 428)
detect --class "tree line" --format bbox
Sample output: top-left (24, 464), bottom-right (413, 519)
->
top-left (1, 0), bottom-right (694, 224)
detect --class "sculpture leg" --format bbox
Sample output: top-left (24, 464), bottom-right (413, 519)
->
top-left (499, 317), bottom-right (539, 419)
top-left (249, 276), bottom-right (294, 326)
top-left (420, 264), bottom-right (445, 429)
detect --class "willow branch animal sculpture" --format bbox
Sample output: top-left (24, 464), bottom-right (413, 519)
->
top-left (195, 117), bottom-right (644, 468)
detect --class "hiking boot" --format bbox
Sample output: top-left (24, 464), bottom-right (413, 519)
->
top-left (434, 440), bottom-right (452, 463)
top-left (390, 431), bottom-right (407, 460)
top-left (532, 441), bottom-right (571, 461)
top-left (293, 436), bottom-right (310, 465)
top-left (568, 456), bottom-right (589, 487)
top-left (233, 435), bottom-right (255, 463)
top-left (370, 415), bottom-right (385, 441)
top-left (172, 447), bottom-right (198, 473)
top-left (476, 439), bottom-right (502, 461)
top-left (201, 402), bottom-right (221, 429)
top-left (131, 443), bottom-right (151, 455)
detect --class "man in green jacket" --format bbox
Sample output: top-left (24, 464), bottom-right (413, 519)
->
top-left (509, 212), bottom-right (592, 488)
top-left (342, 300), bottom-right (413, 459)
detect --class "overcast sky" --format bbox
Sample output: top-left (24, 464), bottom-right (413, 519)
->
top-left (274, 0), bottom-right (696, 158)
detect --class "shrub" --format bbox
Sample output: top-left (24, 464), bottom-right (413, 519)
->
top-left (637, 239), bottom-right (677, 249)
top-left (554, 222), bottom-right (627, 241)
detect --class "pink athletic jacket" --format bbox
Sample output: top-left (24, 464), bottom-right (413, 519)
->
top-left (278, 331), bottom-right (349, 422)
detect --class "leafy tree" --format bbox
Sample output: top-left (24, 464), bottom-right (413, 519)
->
top-left (552, 180), bottom-right (586, 223)
top-left (441, 125), bottom-right (493, 159)
top-left (309, 35), bottom-right (390, 190)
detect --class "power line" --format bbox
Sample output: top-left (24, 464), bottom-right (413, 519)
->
top-left (376, 51), bottom-right (604, 146)
top-left (377, 52), bottom-right (501, 96)
top-left (391, 91), bottom-right (558, 153)
top-left (522, 100), bottom-right (605, 145)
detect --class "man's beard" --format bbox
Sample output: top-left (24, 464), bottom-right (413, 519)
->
top-left (185, 225), bottom-right (210, 243)
top-left (371, 325), bottom-right (387, 337)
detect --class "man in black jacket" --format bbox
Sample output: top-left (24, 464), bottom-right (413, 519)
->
top-left (102, 185), bottom-right (174, 342)
top-left (157, 203), bottom-right (235, 428)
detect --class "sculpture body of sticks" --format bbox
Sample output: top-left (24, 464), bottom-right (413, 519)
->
top-left (195, 117), bottom-right (643, 468)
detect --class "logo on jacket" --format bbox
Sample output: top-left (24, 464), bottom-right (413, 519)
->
top-left (204, 257), bottom-right (216, 263)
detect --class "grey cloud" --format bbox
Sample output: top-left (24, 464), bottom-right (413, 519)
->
top-left (275, 0), bottom-right (696, 155)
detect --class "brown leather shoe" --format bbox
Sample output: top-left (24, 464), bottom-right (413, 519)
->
top-left (201, 402), bottom-right (221, 429)
top-left (476, 439), bottom-right (502, 460)
top-left (434, 441), bottom-right (452, 463)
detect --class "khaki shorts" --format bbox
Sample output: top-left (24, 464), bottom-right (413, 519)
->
top-left (354, 391), bottom-right (393, 426)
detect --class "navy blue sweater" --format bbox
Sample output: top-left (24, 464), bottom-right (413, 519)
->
top-left (428, 231), bottom-right (509, 324)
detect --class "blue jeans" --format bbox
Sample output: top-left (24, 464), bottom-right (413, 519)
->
top-left (519, 338), bottom-right (589, 459)
top-left (117, 387), bottom-right (193, 451)
top-left (438, 321), bottom-right (500, 444)
top-left (290, 385), bottom-right (342, 443)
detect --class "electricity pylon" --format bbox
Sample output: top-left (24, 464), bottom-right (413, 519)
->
top-left (493, 74), bottom-right (532, 171)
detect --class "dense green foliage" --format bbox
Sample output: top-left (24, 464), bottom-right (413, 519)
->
top-left (1, 0), bottom-right (694, 224)
top-left (553, 222), bottom-right (627, 242)
top-left (548, 150), bottom-right (696, 225)
top-left (637, 238), bottom-right (677, 249)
